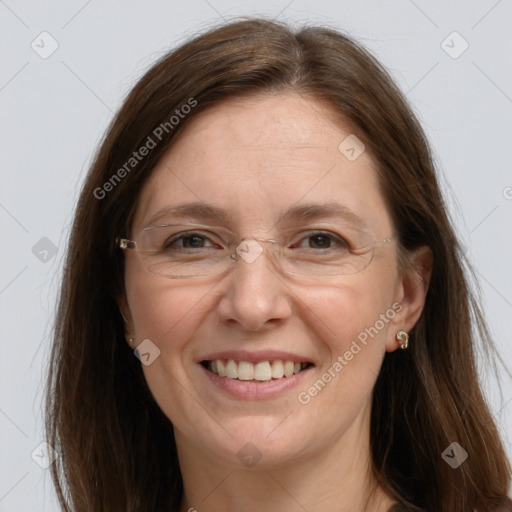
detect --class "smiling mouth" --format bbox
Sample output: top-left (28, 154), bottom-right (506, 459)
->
top-left (201, 359), bottom-right (313, 382)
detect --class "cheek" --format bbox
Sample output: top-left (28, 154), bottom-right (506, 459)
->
top-left (127, 276), bottom-right (209, 353)
top-left (125, 277), bottom-right (217, 430)
top-left (304, 270), bottom-right (397, 351)
top-left (295, 271), bottom-right (398, 412)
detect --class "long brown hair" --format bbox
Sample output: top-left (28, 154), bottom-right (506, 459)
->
top-left (45, 16), bottom-right (512, 511)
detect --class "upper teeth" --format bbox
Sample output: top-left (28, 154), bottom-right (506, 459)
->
top-left (208, 359), bottom-right (308, 381)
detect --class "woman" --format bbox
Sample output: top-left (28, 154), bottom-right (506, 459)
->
top-left (45, 17), bottom-right (512, 512)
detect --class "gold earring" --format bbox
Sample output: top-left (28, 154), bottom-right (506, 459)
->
top-left (396, 330), bottom-right (409, 350)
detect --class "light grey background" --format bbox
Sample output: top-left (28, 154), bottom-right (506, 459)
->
top-left (1, 1), bottom-right (511, 510)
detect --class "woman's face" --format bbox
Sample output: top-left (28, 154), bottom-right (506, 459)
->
top-left (121, 92), bottom-right (416, 470)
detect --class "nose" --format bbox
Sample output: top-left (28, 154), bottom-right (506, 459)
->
top-left (216, 240), bottom-right (293, 331)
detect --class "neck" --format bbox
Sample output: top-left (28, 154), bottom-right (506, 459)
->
top-left (176, 404), bottom-right (397, 512)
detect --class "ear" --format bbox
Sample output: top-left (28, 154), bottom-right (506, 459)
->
top-left (386, 245), bottom-right (433, 352)
top-left (117, 291), bottom-right (135, 345)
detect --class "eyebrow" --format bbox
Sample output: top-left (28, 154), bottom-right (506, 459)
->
top-left (145, 201), bottom-right (368, 229)
top-left (280, 202), bottom-right (368, 229)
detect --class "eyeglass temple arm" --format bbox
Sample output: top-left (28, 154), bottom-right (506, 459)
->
top-left (116, 235), bottom-right (275, 253)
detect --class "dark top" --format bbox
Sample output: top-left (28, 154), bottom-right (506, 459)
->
top-left (388, 496), bottom-right (512, 512)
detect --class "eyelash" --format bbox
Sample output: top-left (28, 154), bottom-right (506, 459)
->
top-left (163, 230), bottom-right (349, 250)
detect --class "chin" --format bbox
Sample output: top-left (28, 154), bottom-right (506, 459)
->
top-left (198, 416), bottom-right (311, 469)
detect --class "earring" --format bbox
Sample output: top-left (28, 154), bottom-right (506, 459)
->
top-left (396, 330), bottom-right (409, 350)
top-left (128, 337), bottom-right (134, 344)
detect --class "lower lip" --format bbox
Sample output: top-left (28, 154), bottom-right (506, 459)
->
top-left (199, 364), bottom-right (314, 400)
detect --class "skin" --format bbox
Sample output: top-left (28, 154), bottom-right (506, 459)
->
top-left (120, 92), bottom-right (432, 512)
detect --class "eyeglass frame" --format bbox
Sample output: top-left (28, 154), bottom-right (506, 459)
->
top-left (116, 222), bottom-right (394, 279)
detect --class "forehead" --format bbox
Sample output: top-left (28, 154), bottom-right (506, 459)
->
top-left (133, 92), bottom-right (393, 234)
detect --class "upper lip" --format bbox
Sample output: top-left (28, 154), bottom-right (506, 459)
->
top-left (197, 350), bottom-right (315, 365)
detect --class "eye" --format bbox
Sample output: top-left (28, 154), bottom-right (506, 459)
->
top-left (293, 231), bottom-right (349, 250)
top-left (164, 232), bottom-right (218, 250)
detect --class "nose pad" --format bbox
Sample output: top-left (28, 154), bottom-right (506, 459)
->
top-left (232, 238), bottom-right (266, 265)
